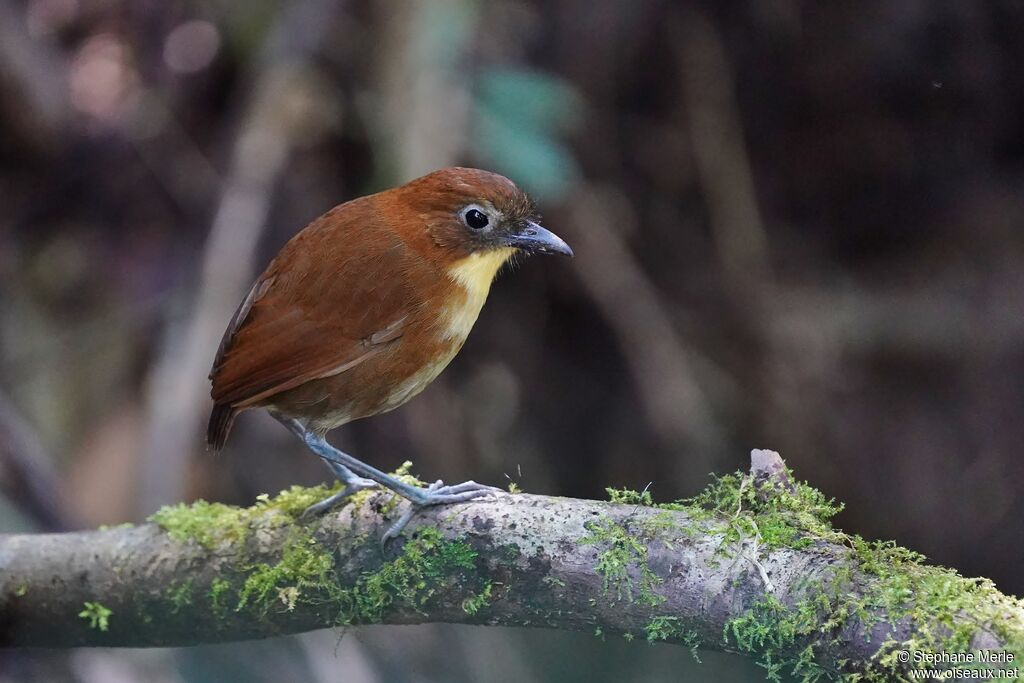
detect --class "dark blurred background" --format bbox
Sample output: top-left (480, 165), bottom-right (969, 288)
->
top-left (2, 1), bottom-right (1023, 681)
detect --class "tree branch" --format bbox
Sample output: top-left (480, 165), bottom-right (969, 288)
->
top-left (1, 451), bottom-right (1021, 681)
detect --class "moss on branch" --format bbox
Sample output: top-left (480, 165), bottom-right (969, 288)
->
top-left (146, 464), bottom-right (491, 627)
top-left (582, 454), bottom-right (1024, 681)
top-left (2, 452), bottom-right (1021, 683)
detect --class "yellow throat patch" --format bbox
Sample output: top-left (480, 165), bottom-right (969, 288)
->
top-left (442, 248), bottom-right (516, 341)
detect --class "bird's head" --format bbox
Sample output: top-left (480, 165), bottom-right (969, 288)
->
top-left (395, 167), bottom-right (574, 266)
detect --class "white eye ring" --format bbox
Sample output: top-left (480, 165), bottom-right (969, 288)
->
top-left (461, 204), bottom-right (491, 230)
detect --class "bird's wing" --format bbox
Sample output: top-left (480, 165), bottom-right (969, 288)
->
top-left (209, 212), bottom-right (422, 408)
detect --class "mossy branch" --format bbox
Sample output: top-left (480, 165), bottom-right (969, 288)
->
top-left (1, 452), bottom-right (1021, 682)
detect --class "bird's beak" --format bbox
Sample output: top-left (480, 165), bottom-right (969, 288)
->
top-left (505, 221), bottom-right (574, 257)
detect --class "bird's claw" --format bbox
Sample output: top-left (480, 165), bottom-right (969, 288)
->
top-left (380, 479), bottom-right (503, 546)
top-left (408, 479), bottom-right (504, 505)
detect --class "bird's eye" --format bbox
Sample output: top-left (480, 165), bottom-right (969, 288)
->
top-left (463, 208), bottom-right (490, 230)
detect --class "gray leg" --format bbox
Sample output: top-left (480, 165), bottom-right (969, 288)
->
top-left (300, 461), bottom-right (379, 517)
top-left (275, 416), bottom-right (501, 538)
top-left (273, 415), bottom-right (378, 517)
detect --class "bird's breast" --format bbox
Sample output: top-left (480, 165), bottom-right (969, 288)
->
top-left (374, 248), bottom-right (515, 412)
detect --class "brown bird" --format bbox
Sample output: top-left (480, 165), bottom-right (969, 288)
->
top-left (207, 167), bottom-right (572, 538)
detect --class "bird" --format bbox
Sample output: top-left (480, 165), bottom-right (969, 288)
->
top-left (206, 167), bottom-right (573, 539)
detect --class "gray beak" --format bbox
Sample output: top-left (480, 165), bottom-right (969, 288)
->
top-left (505, 221), bottom-right (574, 257)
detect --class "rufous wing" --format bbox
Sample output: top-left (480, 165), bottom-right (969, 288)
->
top-left (207, 204), bottom-right (424, 447)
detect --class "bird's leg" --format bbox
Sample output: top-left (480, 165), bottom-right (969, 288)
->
top-left (272, 415), bottom-right (378, 517)
top-left (275, 417), bottom-right (501, 537)
top-left (298, 431), bottom-right (503, 505)
top-left (300, 459), bottom-right (380, 517)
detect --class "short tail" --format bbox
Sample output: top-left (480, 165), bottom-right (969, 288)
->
top-left (207, 403), bottom-right (238, 451)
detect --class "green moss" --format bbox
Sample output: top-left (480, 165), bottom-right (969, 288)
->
top-left (79, 601), bottom-right (112, 632)
top-left (147, 481), bottom-right (355, 550)
top-left (497, 543), bottom-right (522, 563)
top-left (208, 577), bottom-right (232, 617)
top-left (221, 517), bottom-right (491, 625)
top-left (252, 485), bottom-right (336, 518)
top-left (147, 462), bottom-right (491, 627)
top-left (853, 566), bottom-right (1023, 679)
top-left (236, 532), bottom-right (334, 614)
top-left (606, 486), bottom-right (654, 506)
top-left (340, 527), bottom-right (488, 623)
top-left (710, 477), bottom-right (1024, 681)
top-left (724, 595), bottom-right (828, 682)
top-left (461, 582), bottom-right (493, 615)
top-left (148, 499), bottom-right (252, 549)
top-left (581, 516), bottom-right (665, 607)
top-left (645, 615), bottom-right (689, 642)
top-left (680, 471), bottom-right (843, 552)
top-left (600, 468), bottom-right (1024, 681)
top-left (142, 459), bottom-right (1021, 680)
top-left (166, 579), bottom-right (193, 614)
top-left (696, 471), bottom-right (1024, 681)
top-left (645, 616), bottom-right (702, 661)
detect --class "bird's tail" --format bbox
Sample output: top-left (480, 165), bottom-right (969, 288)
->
top-left (206, 403), bottom-right (238, 451)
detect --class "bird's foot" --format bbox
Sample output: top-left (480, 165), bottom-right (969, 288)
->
top-left (300, 476), bottom-right (379, 519)
top-left (406, 479), bottom-right (504, 505)
top-left (382, 479), bottom-right (503, 545)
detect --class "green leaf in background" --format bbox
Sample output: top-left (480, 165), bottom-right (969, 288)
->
top-left (478, 68), bottom-right (581, 133)
top-left (475, 68), bottom-right (582, 201)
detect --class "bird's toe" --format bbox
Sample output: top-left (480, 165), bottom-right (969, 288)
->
top-left (380, 480), bottom-right (502, 544)
top-left (407, 479), bottom-right (503, 506)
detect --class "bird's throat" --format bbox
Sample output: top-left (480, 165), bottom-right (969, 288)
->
top-left (441, 248), bottom-right (515, 341)
top-left (447, 248), bottom-right (515, 292)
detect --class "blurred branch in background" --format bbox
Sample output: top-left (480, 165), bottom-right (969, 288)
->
top-left (674, 8), bottom-right (771, 295)
top-left (565, 185), bottom-right (729, 464)
top-left (138, 0), bottom-right (348, 515)
top-left (0, 0), bottom-right (68, 151)
top-left (672, 8), bottom-right (801, 470)
top-left (0, 392), bottom-right (67, 531)
top-left (373, 0), bottom-right (472, 179)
